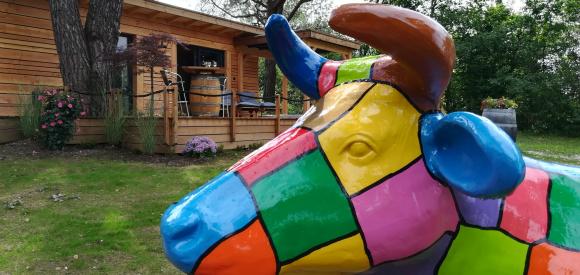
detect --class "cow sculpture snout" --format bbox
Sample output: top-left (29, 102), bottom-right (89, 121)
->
top-left (161, 173), bottom-right (258, 273)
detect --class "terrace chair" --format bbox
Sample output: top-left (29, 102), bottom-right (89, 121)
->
top-left (161, 69), bottom-right (189, 117)
top-left (237, 91), bottom-right (261, 117)
top-left (220, 78), bottom-right (231, 118)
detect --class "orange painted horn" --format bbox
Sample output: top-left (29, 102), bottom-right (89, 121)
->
top-left (329, 4), bottom-right (456, 111)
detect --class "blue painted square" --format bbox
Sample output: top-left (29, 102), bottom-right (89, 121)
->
top-left (161, 172), bottom-right (257, 273)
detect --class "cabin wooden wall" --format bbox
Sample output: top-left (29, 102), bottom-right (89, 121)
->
top-left (0, 0), bottom-right (62, 117)
top-left (0, 117), bottom-right (22, 144)
top-left (0, 0), bottom-right (260, 117)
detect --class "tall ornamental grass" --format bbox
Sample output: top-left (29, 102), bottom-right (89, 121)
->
top-left (18, 86), bottom-right (43, 138)
top-left (136, 100), bottom-right (157, 154)
top-left (104, 90), bottom-right (126, 146)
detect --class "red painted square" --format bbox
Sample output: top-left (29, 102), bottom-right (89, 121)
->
top-left (229, 127), bottom-right (317, 186)
top-left (528, 242), bottom-right (580, 275)
top-left (500, 168), bottom-right (549, 242)
top-left (195, 220), bottom-right (277, 275)
top-left (318, 60), bottom-right (342, 97)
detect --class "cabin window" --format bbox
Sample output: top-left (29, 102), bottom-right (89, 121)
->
top-left (112, 34), bottom-right (134, 113)
top-left (177, 44), bottom-right (226, 99)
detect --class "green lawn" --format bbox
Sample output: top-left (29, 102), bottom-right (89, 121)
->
top-left (0, 133), bottom-right (578, 274)
top-left (517, 132), bottom-right (580, 166)
top-left (0, 151), bottom-right (245, 274)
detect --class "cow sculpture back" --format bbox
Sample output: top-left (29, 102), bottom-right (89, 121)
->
top-left (161, 4), bottom-right (580, 274)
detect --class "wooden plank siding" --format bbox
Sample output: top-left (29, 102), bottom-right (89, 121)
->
top-left (174, 117), bottom-right (296, 151)
top-left (0, 0), bottom-right (259, 117)
top-left (66, 116), bottom-right (296, 153)
top-left (0, 117), bottom-right (22, 143)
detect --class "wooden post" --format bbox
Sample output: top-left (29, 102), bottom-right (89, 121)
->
top-left (135, 65), bottom-right (144, 113)
top-left (275, 94), bottom-right (280, 135)
top-left (163, 88), bottom-right (169, 145)
top-left (281, 75), bottom-right (288, 115)
top-left (302, 94), bottom-right (310, 113)
top-left (231, 53), bottom-right (244, 142)
top-left (172, 87), bottom-right (178, 148)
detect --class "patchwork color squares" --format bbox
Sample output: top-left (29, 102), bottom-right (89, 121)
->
top-left (500, 168), bottom-right (550, 242)
top-left (528, 242), bottom-right (580, 275)
top-left (229, 127), bottom-right (317, 186)
top-left (548, 173), bottom-right (580, 250)
top-left (351, 160), bottom-right (458, 264)
top-left (251, 149), bottom-right (358, 262)
top-left (362, 233), bottom-right (452, 275)
top-left (438, 225), bottom-right (529, 275)
top-left (280, 234), bottom-right (369, 274)
top-left (161, 172), bottom-right (257, 273)
top-left (195, 220), bottom-right (276, 275)
top-left (318, 84), bottom-right (422, 195)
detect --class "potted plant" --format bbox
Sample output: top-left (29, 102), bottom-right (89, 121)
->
top-left (481, 97), bottom-right (518, 141)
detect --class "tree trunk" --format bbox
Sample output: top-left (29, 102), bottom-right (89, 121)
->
top-left (49, 0), bottom-right (123, 116)
top-left (49, 0), bottom-right (91, 92)
top-left (262, 59), bottom-right (277, 102)
top-left (85, 0), bottom-right (124, 114)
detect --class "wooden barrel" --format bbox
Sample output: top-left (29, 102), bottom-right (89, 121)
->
top-left (482, 108), bottom-right (517, 141)
top-left (189, 75), bottom-right (221, 116)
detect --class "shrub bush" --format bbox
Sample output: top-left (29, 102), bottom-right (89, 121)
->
top-left (38, 88), bottom-right (85, 150)
top-left (182, 136), bottom-right (217, 158)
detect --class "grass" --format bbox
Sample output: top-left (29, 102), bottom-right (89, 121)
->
top-left (517, 132), bottom-right (580, 166)
top-left (0, 132), bottom-right (578, 273)
top-left (0, 151), bottom-right (245, 274)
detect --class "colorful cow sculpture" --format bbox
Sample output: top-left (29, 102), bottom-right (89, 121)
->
top-left (161, 4), bottom-right (580, 274)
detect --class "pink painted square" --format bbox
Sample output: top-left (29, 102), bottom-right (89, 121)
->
top-left (229, 127), bottom-right (317, 186)
top-left (317, 60), bottom-right (342, 97)
top-left (351, 160), bottom-right (458, 264)
top-left (500, 167), bottom-right (549, 242)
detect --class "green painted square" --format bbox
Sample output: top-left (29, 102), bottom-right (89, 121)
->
top-left (439, 225), bottom-right (529, 275)
top-left (336, 55), bottom-right (380, 85)
top-left (548, 174), bottom-right (580, 250)
top-left (251, 149), bottom-right (357, 262)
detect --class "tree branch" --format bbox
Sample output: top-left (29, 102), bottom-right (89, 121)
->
top-left (286, 0), bottom-right (312, 21)
top-left (248, 0), bottom-right (267, 9)
top-left (209, 0), bottom-right (259, 19)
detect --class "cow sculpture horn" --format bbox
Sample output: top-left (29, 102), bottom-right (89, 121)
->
top-left (265, 15), bottom-right (327, 99)
top-left (329, 4), bottom-right (456, 110)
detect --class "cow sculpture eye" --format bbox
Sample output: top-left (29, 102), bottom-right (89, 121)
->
top-left (346, 141), bottom-right (376, 160)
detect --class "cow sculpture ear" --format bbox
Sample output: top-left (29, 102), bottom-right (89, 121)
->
top-left (420, 112), bottom-right (525, 198)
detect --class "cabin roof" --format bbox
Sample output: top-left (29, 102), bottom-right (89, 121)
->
top-left (125, 0), bottom-right (360, 53)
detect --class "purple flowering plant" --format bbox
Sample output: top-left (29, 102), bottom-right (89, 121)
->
top-left (182, 136), bottom-right (217, 158)
top-left (37, 88), bottom-right (85, 150)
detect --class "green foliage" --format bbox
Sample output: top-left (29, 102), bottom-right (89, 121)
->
top-left (136, 101), bottom-right (158, 155)
top-left (37, 88), bottom-right (84, 150)
top-left (18, 86), bottom-right (43, 139)
top-left (104, 91), bottom-right (126, 146)
top-left (481, 97), bottom-right (518, 110)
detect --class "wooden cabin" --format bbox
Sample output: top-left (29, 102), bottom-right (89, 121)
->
top-left (0, 0), bottom-right (360, 151)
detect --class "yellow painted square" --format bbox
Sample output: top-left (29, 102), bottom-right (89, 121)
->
top-left (298, 82), bottom-right (374, 132)
top-left (280, 234), bottom-right (370, 274)
top-left (318, 84), bottom-right (422, 195)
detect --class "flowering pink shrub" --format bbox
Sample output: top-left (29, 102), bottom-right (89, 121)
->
top-left (37, 88), bottom-right (85, 150)
top-left (182, 136), bottom-right (217, 158)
